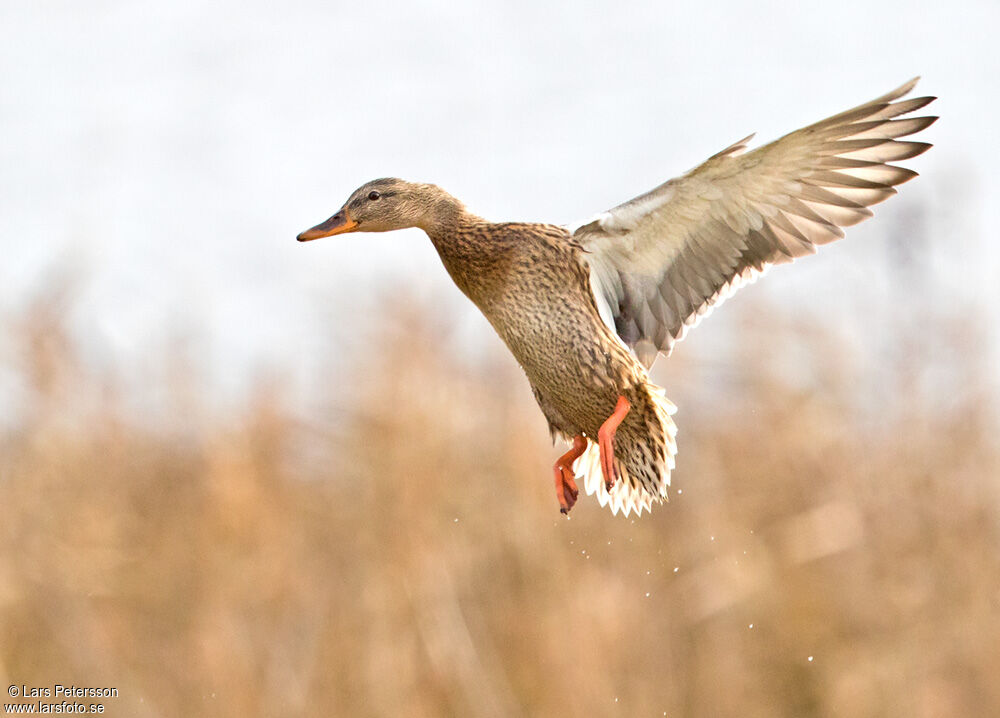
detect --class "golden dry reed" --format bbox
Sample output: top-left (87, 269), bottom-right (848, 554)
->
top-left (1, 270), bottom-right (998, 718)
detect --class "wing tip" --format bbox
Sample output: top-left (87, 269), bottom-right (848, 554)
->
top-left (909, 140), bottom-right (934, 158)
top-left (898, 76), bottom-right (921, 96)
top-left (872, 76), bottom-right (923, 106)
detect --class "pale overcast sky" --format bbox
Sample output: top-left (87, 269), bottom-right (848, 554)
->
top-left (2, 0), bottom-right (997, 400)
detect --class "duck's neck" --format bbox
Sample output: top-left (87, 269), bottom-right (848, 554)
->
top-left (420, 194), bottom-right (486, 253)
top-left (417, 193), bottom-right (479, 236)
top-left (420, 198), bottom-right (505, 305)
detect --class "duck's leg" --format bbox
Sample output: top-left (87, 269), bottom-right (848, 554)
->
top-left (553, 435), bottom-right (587, 514)
top-left (598, 395), bottom-right (631, 491)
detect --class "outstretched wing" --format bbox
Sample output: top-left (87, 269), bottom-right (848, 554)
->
top-left (575, 78), bottom-right (936, 368)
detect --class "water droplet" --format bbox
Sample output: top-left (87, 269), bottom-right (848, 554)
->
top-left (710, 535), bottom-right (715, 541)
top-left (748, 623), bottom-right (754, 629)
top-left (453, 518), bottom-right (459, 523)
top-left (808, 656), bottom-right (814, 662)
top-left (677, 489), bottom-right (682, 494)
top-left (645, 592), bottom-right (650, 597)
top-left (673, 567), bottom-right (679, 573)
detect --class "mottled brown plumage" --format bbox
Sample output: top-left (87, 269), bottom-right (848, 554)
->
top-left (297, 78), bottom-right (936, 517)
top-left (425, 211), bottom-right (676, 508)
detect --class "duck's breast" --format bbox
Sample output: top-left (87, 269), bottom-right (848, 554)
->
top-left (478, 227), bottom-right (641, 435)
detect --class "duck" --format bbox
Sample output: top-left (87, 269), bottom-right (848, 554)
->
top-left (297, 78), bottom-right (936, 517)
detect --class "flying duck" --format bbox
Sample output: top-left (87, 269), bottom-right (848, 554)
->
top-left (297, 78), bottom-right (936, 516)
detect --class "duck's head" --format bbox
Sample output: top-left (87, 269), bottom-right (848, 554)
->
top-left (297, 178), bottom-right (463, 241)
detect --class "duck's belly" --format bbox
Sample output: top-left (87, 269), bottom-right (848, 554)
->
top-left (485, 288), bottom-right (643, 438)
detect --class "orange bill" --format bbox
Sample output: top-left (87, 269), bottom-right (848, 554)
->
top-left (297, 210), bottom-right (359, 241)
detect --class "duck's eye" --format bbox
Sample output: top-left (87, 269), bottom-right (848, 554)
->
top-left (368, 190), bottom-right (381, 201)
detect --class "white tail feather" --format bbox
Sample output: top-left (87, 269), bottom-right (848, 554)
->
top-left (572, 384), bottom-right (678, 517)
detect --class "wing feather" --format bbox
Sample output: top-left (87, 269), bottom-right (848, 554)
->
top-left (576, 78), bottom-right (936, 366)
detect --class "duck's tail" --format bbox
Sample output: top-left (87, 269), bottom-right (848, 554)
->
top-left (572, 383), bottom-right (678, 517)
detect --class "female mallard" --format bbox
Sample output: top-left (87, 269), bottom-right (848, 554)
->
top-left (298, 79), bottom-right (935, 517)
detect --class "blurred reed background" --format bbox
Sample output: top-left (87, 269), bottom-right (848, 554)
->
top-left (1, 202), bottom-right (998, 717)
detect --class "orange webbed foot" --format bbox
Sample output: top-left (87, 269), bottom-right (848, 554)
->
top-left (553, 435), bottom-right (587, 514)
top-left (597, 395), bottom-right (631, 492)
